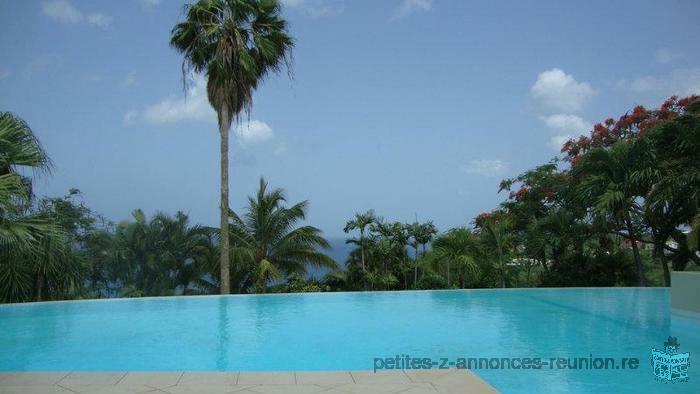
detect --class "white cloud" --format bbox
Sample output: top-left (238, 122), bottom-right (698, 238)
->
top-left (42, 0), bottom-right (82, 23)
top-left (0, 69), bottom-right (10, 80)
top-left (539, 114), bottom-right (591, 134)
top-left (617, 68), bottom-right (700, 98)
top-left (281, 0), bottom-right (344, 17)
top-left (125, 75), bottom-right (214, 124)
top-left (539, 114), bottom-right (591, 152)
top-left (462, 160), bottom-right (507, 177)
top-left (530, 68), bottom-right (596, 112)
top-left (86, 13), bottom-right (112, 27)
top-left (42, 0), bottom-right (111, 28)
top-left (655, 48), bottom-right (682, 65)
top-left (392, 0), bottom-right (433, 20)
top-left (236, 120), bottom-right (274, 144)
top-left (618, 75), bottom-right (658, 93)
top-left (140, 0), bottom-right (161, 7)
top-left (125, 75), bottom-right (276, 146)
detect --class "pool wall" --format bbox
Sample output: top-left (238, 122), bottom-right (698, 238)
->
top-left (671, 271), bottom-right (700, 314)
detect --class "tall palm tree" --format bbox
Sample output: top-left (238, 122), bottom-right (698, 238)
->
top-left (170, 0), bottom-right (293, 294)
top-left (343, 210), bottom-right (376, 274)
top-left (228, 178), bottom-right (337, 293)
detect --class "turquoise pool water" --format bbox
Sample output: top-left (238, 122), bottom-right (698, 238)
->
top-left (1, 288), bottom-right (698, 393)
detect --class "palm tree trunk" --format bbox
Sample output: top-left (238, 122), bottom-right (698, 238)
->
top-left (413, 245), bottom-right (419, 288)
top-left (447, 261), bottom-right (451, 287)
top-left (497, 247), bottom-right (506, 288)
top-left (219, 112), bottom-right (231, 295)
top-left (35, 272), bottom-right (44, 302)
top-left (360, 229), bottom-right (366, 273)
top-left (500, 266), bottom-right (506, 288)
top-left (624, 213), bottom-right (646, 286)
top-left (659, 245), bottom-right (671, 287)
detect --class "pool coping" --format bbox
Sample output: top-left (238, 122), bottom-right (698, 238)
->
top-left (0, 286), bottom-right (666, 308)
top-left (0, 369), bottom-right (498, 393)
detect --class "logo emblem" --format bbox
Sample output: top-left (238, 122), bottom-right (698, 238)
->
top-left (651, 336), bottom-right (690, 383)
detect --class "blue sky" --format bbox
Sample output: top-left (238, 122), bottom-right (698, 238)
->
top-left (1, 0), bottom-right (699, 237)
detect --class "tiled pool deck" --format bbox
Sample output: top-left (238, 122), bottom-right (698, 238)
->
top-left (0, 370), bottom-right (496, 393)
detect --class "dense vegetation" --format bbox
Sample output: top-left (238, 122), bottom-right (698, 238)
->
top-left (339, 96), bottom-right (700, 291)
top-left (1, 95), bottom-right (698, 303)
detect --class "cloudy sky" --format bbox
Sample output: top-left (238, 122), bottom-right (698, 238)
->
top-left (1, 0), bottom-right (699, 236)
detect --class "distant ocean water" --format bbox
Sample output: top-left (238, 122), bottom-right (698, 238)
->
top-left (307, 237), bottom-right (353, 279)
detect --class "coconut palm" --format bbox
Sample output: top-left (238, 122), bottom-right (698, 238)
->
top-left (228, 178), bottom-right (337, 293)
top-left (170, 0), bottom-right (293, 294)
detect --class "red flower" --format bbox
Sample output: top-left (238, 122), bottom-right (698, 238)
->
top-left (514, 186), bottom-right (529, 201)
top-left (570, 155), bottom-right (583, 167)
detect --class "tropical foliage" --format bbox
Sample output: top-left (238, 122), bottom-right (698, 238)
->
top-left (327, 95), bottom-right (700, 291)
top-left (1, 94), bottom-right (699, 303)
top-left (225, 178), bottom-right (337, 293)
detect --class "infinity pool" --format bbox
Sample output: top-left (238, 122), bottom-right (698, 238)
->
top-left (1, 288), bottom-right (697, 393)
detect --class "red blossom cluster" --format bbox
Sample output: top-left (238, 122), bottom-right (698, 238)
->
top-left (513, 186), bottom-right (529, 201)
top-left (474, 210), bottom-right (506, 227)
top-left (561, 95), bottom-right (700, 163)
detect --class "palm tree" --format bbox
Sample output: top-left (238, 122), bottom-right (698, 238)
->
top-left (228, 178), bottom-right (337, 293)
top-left (343, 210), bottom-right (376, 274)
top-left (432, 228), bottom-right (479, 288)
top-left (407, 221), bottom-right (437, 286)
top-left (630, 100), bottom-right (700, 283)
top-left (0, 112), bottom-right (72, 302)
top-left (572, 142), bottom-right (647, 286)
top-left (416, 221), bottom-right (437, 256)
top-left (108, 210), bottom-right (212, 296)
top-left (480, 217), bottom-right (513, 288)
top-left (0, 112), bottom-right (53, 253)
top-left (170, 0), bottom-right (293, 294)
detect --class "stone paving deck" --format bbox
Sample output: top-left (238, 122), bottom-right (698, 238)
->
top-left (0, 370), bottom-right (497, 393)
